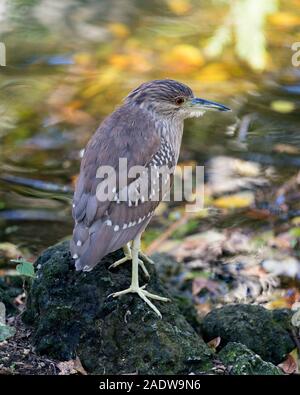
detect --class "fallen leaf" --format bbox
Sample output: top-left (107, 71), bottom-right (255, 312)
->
top-left (73, 356), bottom-right (88, 375)
top-left (108, 23), bottom-right (130, 39)
top-left (213, 192), bottom-right (254, 209)
top-left (273, 144), bottom-right (300, 155)
top-left (167, 0), bottom-right (191, 15)
top-left (57, 360), bottom-right (76, 375)
top-left (245, 208), bottom-right (273, 220)
top-left (192, 278), bottom-right (220, 296)
top-left (262, 258), bottom-right (300, 278)
top-left (270, 100), bottom-right (296, 113)
top-left (207, 336), bottom-right (221, 350)
top-left (278, 354), bottom-right (297, 374)
top-left (196, 63), bottom-right (230, 83)
top-left (269, 12), bottom-right (300, 27)
top-left (57, 357), bottom-right (87, 375)
top-left (164, 44), bottom-right (204, 73)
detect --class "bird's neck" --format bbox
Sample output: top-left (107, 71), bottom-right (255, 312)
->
top-left (137, 103), bottom-right (184, 163)
top-left (155, 117), bottom-right (184, 163)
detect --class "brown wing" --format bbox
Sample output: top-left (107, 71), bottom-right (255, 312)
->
top-left (70, 104), bottom-right (175, 271)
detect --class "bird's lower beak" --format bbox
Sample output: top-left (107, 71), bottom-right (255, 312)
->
top-left (189, 97), bottom-right (231, 112)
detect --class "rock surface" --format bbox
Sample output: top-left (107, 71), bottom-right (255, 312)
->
top-left (23, 241), bottom-right (212, 374)
top-left (202, 304), bottom-right (295, 365)
top-left (218, 342), bottom-right (283, 375)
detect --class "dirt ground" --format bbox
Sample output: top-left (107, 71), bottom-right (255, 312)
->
top-left (0, 315), bottom-right (58, 375)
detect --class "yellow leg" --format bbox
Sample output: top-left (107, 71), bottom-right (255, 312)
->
top-left (139, 251), bottom-right (155, 265)
top-left (108, 234), bottom-right (170, 318)
top-left (109, 243), bottom-right (149, 277)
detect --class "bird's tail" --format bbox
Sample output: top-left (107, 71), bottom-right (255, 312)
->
top-left (70, 218), bottom-right (149, 272)
top-left (70, 222), bottom-right (93, 271)
top-left (70, 220), bottom-right (123, 272)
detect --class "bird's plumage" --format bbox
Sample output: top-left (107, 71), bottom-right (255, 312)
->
top-left (71, 99), bottom-right (177, 271)
top-left (70, 79), bottom-right (230, 272)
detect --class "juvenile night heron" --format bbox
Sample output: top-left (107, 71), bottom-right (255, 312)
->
top-left (70, 79), bottom-right (230, 317)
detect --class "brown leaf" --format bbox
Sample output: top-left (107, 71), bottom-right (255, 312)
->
top-left (57, 360), bottom-right (76, 375)
top-left (278, 354), bottom-right (297, 374)
top-left (57, 356), bottom-right (87, 375)
top-left (73, 356), bottom-right (88, 375)
top-left (192, 278), bottom-right (220, 296)
top-left (207, 336), bottom-right (221, 350)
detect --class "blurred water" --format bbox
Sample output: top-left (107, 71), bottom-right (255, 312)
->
top-left (0, 0), bottom-right (300, 254)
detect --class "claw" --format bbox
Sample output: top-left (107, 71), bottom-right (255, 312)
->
top-left (109, 255), bottom-right (131, 269)
top-left (138, 259), bottom-right (150, 277)
top-left (139, 251), bottom-right (155, 265)
top-left (108, 285), bottom-right (169, 318)
top-left (108, 247), bottom-right (150, 278)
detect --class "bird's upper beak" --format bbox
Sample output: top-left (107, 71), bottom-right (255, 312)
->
top-left (189, 97), bottom-right (231, 112)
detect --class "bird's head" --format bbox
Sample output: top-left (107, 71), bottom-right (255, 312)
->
top-left (125, 79), bottom-right (230, 119)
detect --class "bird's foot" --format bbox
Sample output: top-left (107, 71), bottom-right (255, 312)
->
top-left (139, 251), bottom-right (155, 265)
top-left (108, 285), bottom-right (170, 318)
top-left (109, 254), bottom-right (131, 269)
top-left (109, 252), bottom-right (150, 277)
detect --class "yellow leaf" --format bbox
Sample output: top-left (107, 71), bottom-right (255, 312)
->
top-left (266, 298), bottom-right (290, 309)
top-left (167, 0), bottom-right (191, 15)
top-left (82, 69), bottom-right (119, 98)
top-left (164, 44), bottom-right (204, 73)
top-left (269, 12), bottom-right (300, 27)
top-left (271, 100), bottom-right (296, 113)
top-left (108, 23), bottom-right (130, 39)
top-left (196, 63), bottom-right (230, 83)
top-left (73, 52), bottom-right (93, 66)
top-left (109, 54), bottom-right (130, 69)
top-left (213, 192), bottom-right (254, 209)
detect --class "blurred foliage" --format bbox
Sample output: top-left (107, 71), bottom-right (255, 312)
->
top-left (206, 0), bottom-right (279, 70)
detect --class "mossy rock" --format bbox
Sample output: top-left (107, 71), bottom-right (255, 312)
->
top-left (202, 304), bottom-right (295, 365)
top-left (218, 342), bottom-right (283, 375)
top-left (23, 241), bottom-right (212, 374)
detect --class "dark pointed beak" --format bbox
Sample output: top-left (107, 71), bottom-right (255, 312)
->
top-left (190, 97), bottom-right (231, 112)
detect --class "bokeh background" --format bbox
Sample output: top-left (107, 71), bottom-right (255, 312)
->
top-left (1, 0), bottom-right (300, 321)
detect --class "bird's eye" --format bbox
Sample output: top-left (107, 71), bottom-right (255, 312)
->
top-left (175, 97), bottom-right (185, 105)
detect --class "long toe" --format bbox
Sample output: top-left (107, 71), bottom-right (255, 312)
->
top-left (142, 290), bottom-right (170, 302)
top-left (109, 255), bottom-right (131, 269)
top-left (107, 286), bottom-right (168, 318)
top-left (108, 287), bottom-right (132, 298)
top-left (137, 289), bottom-right (162, 318)
top-left (138, 259), bottom-right (150, 277)
top-left (139, 252), bottom-right (155, 265)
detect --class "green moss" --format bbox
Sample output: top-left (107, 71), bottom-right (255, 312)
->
top-left (202, 304), bottom-right (295, 365)
top-left (218, 342), bottom-right (283, 375)
top-left (24, 241), bottom-right (213, 374)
